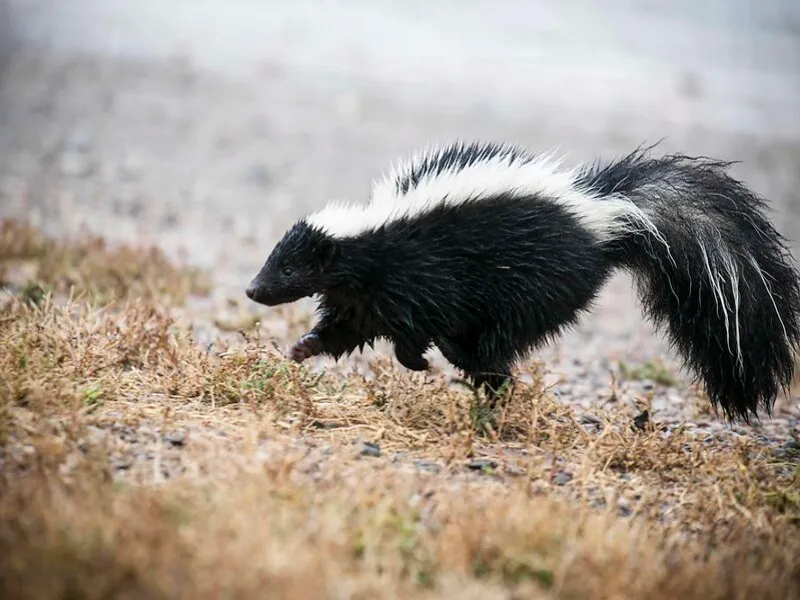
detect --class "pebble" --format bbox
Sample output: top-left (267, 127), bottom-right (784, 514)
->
top-left (111, 457), bottom-right (133, 470)
top-left (633, 410), bottom-right (650, 430)
top-left (553, 471), bottom-right (573, 486)
top-left (413, 460), bottom-right (441, 474)
top-left (118, 427), bottom-right (139, 443)
top-left (580, 413), bottom-right (602, 425)
top-left (775, 439), bottom-right (800, 459)
top-left (467, 459), bottom-right (498, 471)
top-left (360, 441), bottom-right (381, 458)
top-left (164, 431), bottom-right (187, 447)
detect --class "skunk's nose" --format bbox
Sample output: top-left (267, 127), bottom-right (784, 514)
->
top-left (245, 283), bottom-right (258, 300)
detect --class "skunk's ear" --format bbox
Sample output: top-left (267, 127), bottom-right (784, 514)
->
top-left (316, 238), bottom-right (339, 271)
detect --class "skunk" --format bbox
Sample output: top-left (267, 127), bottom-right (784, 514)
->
top-left (246, 141), bottom-right (800, 422)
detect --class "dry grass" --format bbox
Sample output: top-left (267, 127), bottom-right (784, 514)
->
top-left (1, 220), bottom-right (798, 599)
top-left (0, 219), bottom-right (211, 305)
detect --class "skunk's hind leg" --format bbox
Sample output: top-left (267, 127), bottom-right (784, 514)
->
top-left (436, 335), bottom-right (514, 403)
top-left (469, 370), bottom-right (513, 396)
top-left (467, 367), bottom-right (514, 413)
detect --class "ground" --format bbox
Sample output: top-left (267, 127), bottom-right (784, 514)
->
top-left (0, 1), bottom-right (799, 598)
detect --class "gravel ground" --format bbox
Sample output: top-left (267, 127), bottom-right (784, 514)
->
top-left (1, 0), bottom-right (799, 442)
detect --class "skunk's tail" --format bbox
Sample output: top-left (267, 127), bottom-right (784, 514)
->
top-left (575, 147), bottom-right (800, 422)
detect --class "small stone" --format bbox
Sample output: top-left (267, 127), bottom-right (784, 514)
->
top-left (58, 152), bottom-right (94, 177)
top-left (580, 413), bottom-right (601, 425)
top-left (118, 427), bottom-right (138, 443)
top-left (360, 441), bottom-right (381, 458)
top-left (633, 410), bottom-right (650, 430)
top-left (776, 439), bottom-right (800, 458)
top-left (467, 458), bottom-right (497, 471)
top-left (413, 460), bottom-right (441, 474)
top-left (164, 431), bottom-right (186, 447)
top-left (553, 471), bottom-right (573, 486)
top-left (111, 457), bottom-right (133, 471)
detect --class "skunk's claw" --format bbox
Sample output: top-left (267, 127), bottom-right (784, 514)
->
top-left (290, 333), bottom-right (323, 362)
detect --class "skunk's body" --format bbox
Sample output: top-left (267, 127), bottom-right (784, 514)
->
top-left (246, 141), bottom-right (800, 422)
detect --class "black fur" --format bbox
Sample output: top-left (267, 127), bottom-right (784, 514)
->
top-left (247, 142), bottom-right (800, 423)
top-left (394, 141), bottom-right (530, 195)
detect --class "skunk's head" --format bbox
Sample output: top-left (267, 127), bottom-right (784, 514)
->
top-left (246, 220), bottom-right (338, 306)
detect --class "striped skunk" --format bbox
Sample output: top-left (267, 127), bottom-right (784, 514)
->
top-left (246, 141), bottom-right (800, 422)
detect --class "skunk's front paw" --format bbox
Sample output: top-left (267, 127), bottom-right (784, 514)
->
top-left (290, 333), bottom-right (323, 362)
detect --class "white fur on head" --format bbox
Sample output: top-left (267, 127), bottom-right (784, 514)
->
top-left (305, 141), bottom-right (663, 244)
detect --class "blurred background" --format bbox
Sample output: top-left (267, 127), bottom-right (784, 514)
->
top-left (1, 0), bottom-right (799, 303)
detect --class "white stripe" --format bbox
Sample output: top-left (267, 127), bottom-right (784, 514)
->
top-left (305, 143), bottom-right (663, 244)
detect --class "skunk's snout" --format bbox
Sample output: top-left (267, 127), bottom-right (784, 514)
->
top-left (246, 260), bottom-right (310, 307)
top-left (246, 278), bottom-right (272, 305)
top-left (245, 276), bottom-right (293, 307)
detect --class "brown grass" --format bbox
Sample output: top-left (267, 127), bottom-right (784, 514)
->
top-left (0, 219), bottom-right (211, 305)
top-left (0, 220), bottom-right (798, 599)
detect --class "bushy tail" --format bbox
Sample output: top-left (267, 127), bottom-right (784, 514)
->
top-left (576, 146), bottom-right (800, 422)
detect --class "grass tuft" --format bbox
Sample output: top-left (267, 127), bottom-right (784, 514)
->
top-left (619, 358), bottom-right (678, 387)
top-left (0, 219), bottom-right (211, 305)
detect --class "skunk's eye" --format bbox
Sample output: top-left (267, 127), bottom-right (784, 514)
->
top-left (282, 267), bottom-right (294, 277)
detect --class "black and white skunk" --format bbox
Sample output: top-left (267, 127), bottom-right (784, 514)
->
top-left (246, 141), bottom-right (800, 422)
